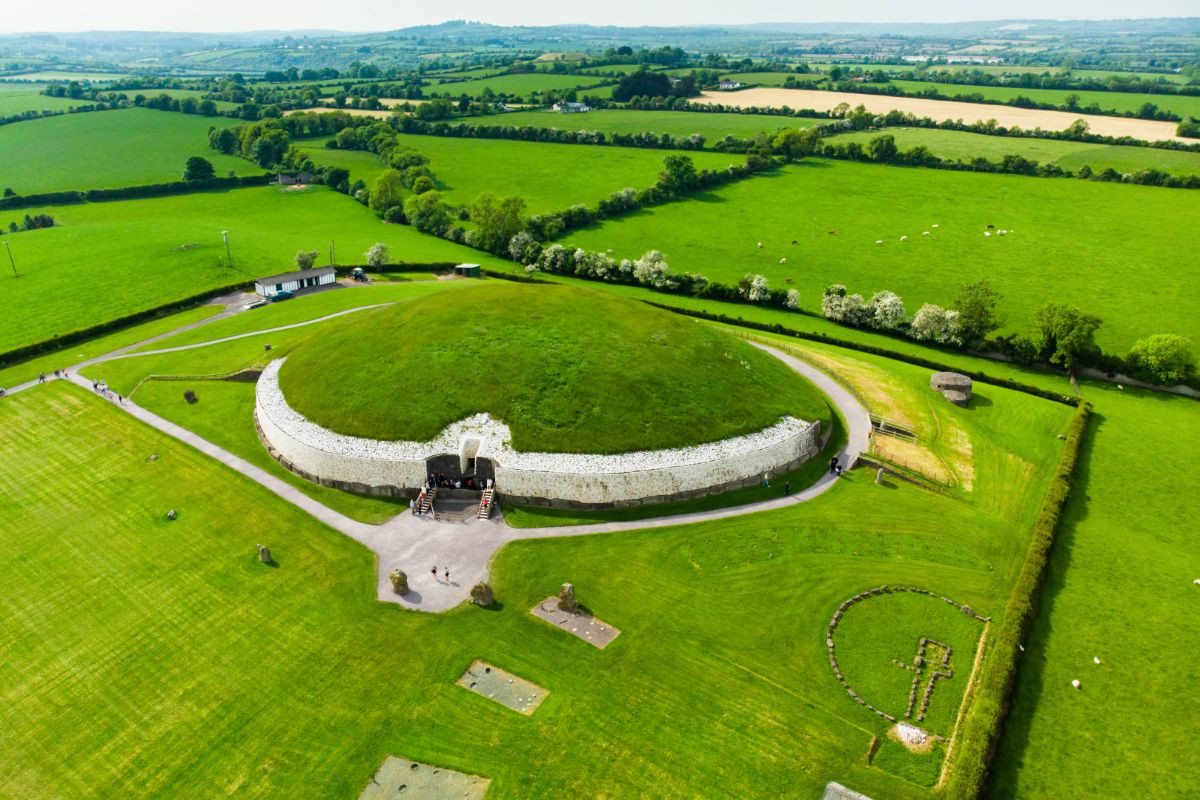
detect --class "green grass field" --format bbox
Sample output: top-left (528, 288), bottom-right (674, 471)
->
top-left (424, 72), bottom-right (612, 98)
top-left (721, 71), bottom-right (805, 86)
top-left (297, 132), bottom-right (740, 213)
top-left (0, 87), bottom-right (79, 116)
top-left (0, 109), bottom-right (259, 195)
top-left (280, 283), bottom-right (830, 452)
top-left (0, 364), bottom-right (1069, 798)
top-left (564, 159), bottom-right (1200, 356)
top-left (826, 126), bottom-right (1200, 176)
top-left (457, 108), bottom-right (823, 139)
top-left (878, 79), bottom-right (1200, 119)
top-left (0, 186), bottom-right (515, 353)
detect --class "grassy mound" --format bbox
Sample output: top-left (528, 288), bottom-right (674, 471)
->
top-left (278, 283), bottom-right (829, 453)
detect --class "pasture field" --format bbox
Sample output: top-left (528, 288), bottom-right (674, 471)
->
top-left (720, 71), bottom-right (801, 86)
top-left (462, 108), bottom-right (823, 139)
top-left (563, 160), bottom-right (1200, 356)
top-left (0, 87), bottom-right (79, 115)
top-left (880, 79), bottom-right (1200, 119)
top-left (423, 72), bottom-right (612, 97)
top-left (296, 133), bottom-right (740, 213)
top-left (697, 88), bottom-right (1185, 142)
top-left (520, 271), bottom-right (1200, 798)
top-left (0, 344), bottom-right (1070, 797)
top-left (0, 186), bottom-right (514, 353)
top-left (826, 126), bottom-right (1200, 176)
top-left (0, 109), bottom-right (259, 195)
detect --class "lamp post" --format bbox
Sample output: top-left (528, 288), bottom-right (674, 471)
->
top-left (2, 240), bottom-right (15, 277)
top-left (221, 230), bottom-right (232, 274)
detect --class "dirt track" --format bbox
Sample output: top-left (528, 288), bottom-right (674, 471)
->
top-left (695, 89), bottom-right (1187, 143)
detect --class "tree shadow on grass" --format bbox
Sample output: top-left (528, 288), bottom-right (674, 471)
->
top-left (983, 410), bottom-right (1102, 798)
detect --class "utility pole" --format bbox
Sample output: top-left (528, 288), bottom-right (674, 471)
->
top-left (2, 240), bottom-right (15, 277)
top-left (221, 230), bottom-right (232, 275)
top-left (999, 188), bottom-right (1006, 213)
top-left (329, 240), bottom-right (335, 266)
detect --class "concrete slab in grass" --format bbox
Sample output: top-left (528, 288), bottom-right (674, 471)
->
top-left (530, 596), bottom-right (622, 649)
top-left (456, 659), bottom-right (548, 715)
top-left (358, 756), bottom-right (489, 800)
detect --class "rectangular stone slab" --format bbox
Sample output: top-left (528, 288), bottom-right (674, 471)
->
top-left (456, 659), bottom-right (548, 715)
top-left (358, 756), bottom-right (489, 800)
top-left (530, 597), bottom-right (622, 649)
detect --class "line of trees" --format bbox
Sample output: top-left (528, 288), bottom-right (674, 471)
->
top-left (819, 280), bottom-right (1195, 385)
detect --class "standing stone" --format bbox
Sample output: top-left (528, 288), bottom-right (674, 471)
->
top-left (389, 568), bottom-right (408, 594)
top-left (183, 390), bottom-right (197, 404)
top-left (165, 509), bottom-right (177, 521)
top-left (470, 582), bottom-right (494, 606)
top-left (257, 544), bottom-right (272, 564)
top-left (875, 467), bottom-right (885, 485)
top-left (558, 582), bottom-right (579, 613)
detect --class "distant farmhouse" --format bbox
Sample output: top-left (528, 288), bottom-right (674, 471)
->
top-left (552, 101), bottom-right (591, 113)
top-left (718, 79), bottom-right (743, 90)
top-left (254, 266), bottom-right (336, 298)
top-left (277, 172), bottom-right (314, 186)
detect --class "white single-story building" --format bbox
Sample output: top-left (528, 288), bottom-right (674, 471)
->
top-left (254, 266), bottom-right (337, 298)
top-left (718, 79), bottom-right (743, 90)
top-left (552, 101), bottom-right (591, 113)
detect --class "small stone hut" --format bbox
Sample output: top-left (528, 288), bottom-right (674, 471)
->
top-left (930, 372), bottom-right (972, 406)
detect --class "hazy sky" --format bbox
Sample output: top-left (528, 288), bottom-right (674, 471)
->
top-left (4, 0), bottom-right (1196, 33)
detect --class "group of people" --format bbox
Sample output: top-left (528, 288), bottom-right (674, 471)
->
top-left (90, 378), bottom-right (124, 405)
top-left (829, 456), bottom-right (844, 476)
top-left (1, 368), bottom-right (72, 398)
top-left (427, 473), bottom-right (494, 491)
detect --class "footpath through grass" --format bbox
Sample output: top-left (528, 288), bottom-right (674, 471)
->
top-left (0, 380), bottom-right (1056, 799)
top-left (564, 159), bottom-right (1200, 356)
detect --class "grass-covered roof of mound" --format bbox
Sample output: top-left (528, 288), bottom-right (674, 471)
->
top-left (278, 283), bottom-right (830, 453)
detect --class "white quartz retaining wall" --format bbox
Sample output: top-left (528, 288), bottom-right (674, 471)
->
top-left (255, 358), bottom-right (820, 507)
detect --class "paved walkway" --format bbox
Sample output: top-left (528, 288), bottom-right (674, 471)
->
top-left (9, 302), bottom-right (870, 613)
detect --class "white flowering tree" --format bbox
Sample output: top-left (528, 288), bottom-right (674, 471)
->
top-left (785, 288), bottom-right (801, 310)
top-left (743, 273), bottom-right (771, 303)
top-left (633, 250), bottom-right (670, 287)
top-left (822, 284), bottom-right (848, 320)
top-left (868, 291), bottom-right (907, 330)
top-left (507, 231), bottom-right (539, 264)
top-left (364, 242), bottom-right (389, 268)
top-left (910, 303), bottom-right (963, 345)
top-left (841, 293), bottom-right (870, 326)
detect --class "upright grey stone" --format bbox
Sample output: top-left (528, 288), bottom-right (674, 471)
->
top-left (875, 467), bottom-right (885, 485)
top-left (257, 544), bottom-right (272, 564)
top-left (389, 568), bottom-right (408, 594)
top-left (470, 582), bottom-right (494, 606)
top-left (558, 582), bottom-right (579, 613)
top-left (165, 509), bottom-right (177, 521)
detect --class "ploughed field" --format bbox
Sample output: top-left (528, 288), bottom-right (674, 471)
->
top-left (564, 159), bottom-right (1200, 356)
top-left (278, 282), bottom-right (831, 452)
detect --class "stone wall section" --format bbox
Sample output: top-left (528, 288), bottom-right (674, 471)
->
top-left (255, 358), bottom-right (820, 508)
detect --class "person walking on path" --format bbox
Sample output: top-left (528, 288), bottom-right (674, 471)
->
top-left (785, 481), bottom-right (791, 496)
top-left (431, 565), bottom-right (438, 582)
top-left (829, 456), bottom-right (839, 474)
top-left (443, 567), bottom-right (450, 583)
top-left (38, 372), bottom-right (46, 384)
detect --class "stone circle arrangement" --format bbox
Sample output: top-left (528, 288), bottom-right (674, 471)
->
top-left (825, 585), bottom-right (991, 725)
top-left (930, 372), bottom-right (973, 406)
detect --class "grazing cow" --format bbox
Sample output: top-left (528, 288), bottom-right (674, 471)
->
top-left (785, 278), bottom-right (794, 284)
top-left (791, 239), bottom-right (798, 245)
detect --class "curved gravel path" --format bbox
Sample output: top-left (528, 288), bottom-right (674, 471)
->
top-left (9, 303), bottom-right (870, 613)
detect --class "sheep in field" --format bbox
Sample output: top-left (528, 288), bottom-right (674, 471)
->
top-left (899, 235), bottom-right (908, 242)
top-left (922, 231), bottom-right (930, 236)
top-left (875, 240), bottom-right (884, 246)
